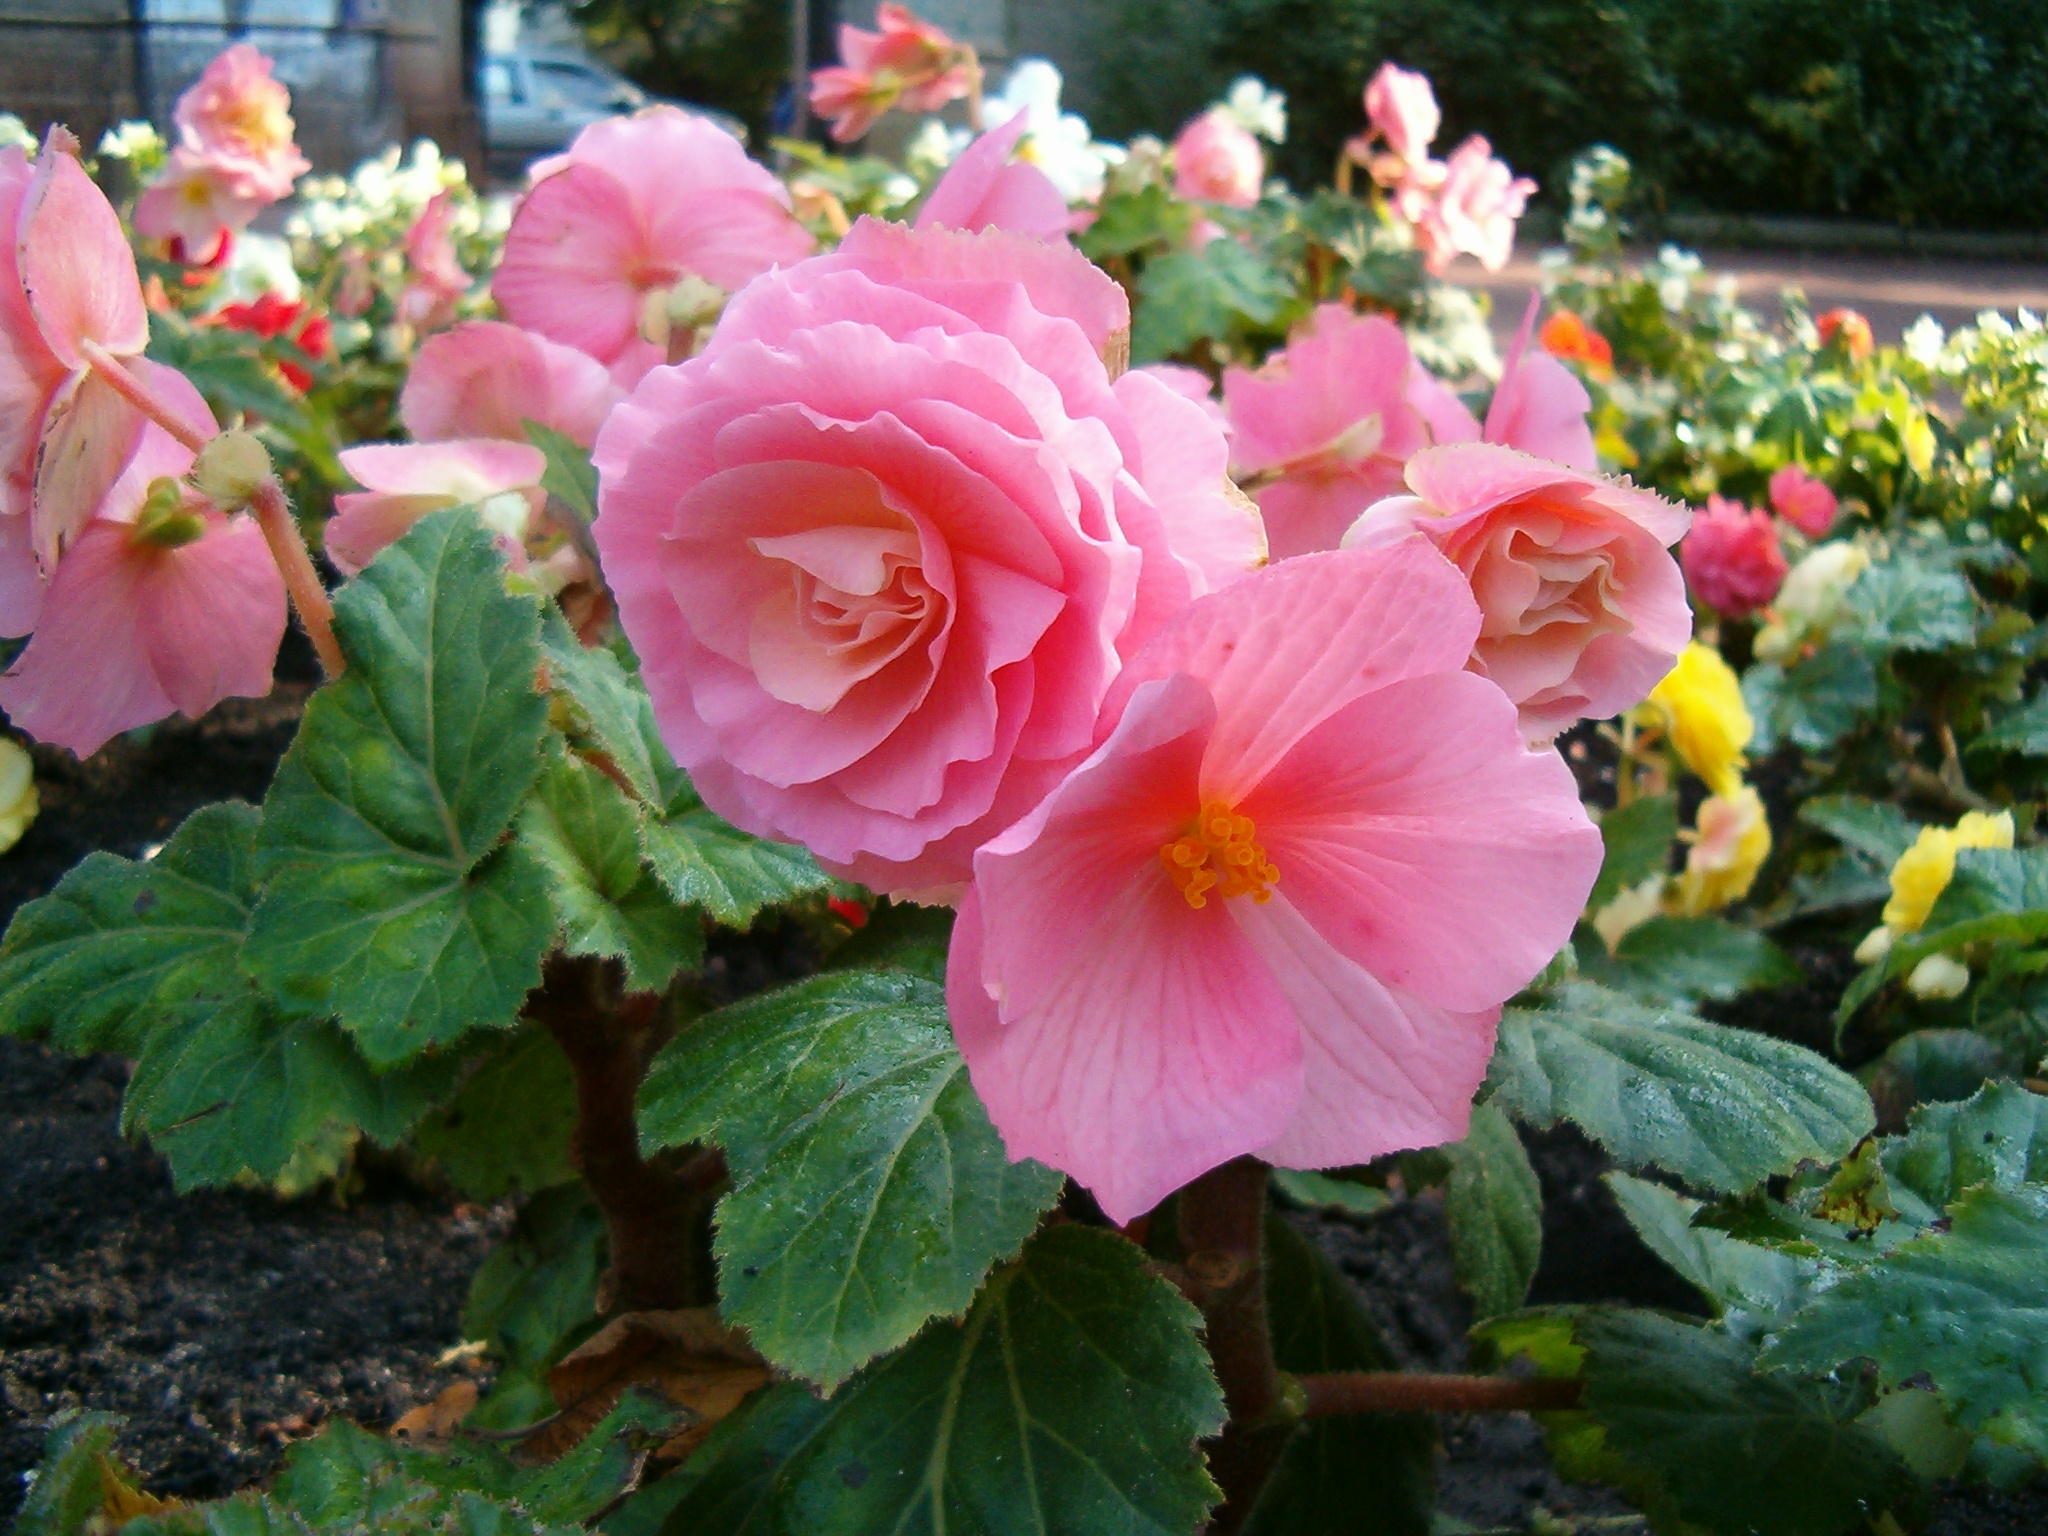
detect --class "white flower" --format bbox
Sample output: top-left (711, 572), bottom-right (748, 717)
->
top-left (1902, 314), bottom-right (1945, 366)
top-left (1905, 953), bottom-right (1970, 1000)
top-left (1592, 873), bottom-right (1667, 954)
top-left (1754, 540), bottom-right (1869, 661)
top-left (0, 114), bottom-right (35, 155)
top-left (905, 118), bottom-right (962, 177)
top-left (213, 232), bottom-right (303, 307)
top-left (97, 120), bottom-right (164, 161)
top-left (1221, 76), bottom-right (1286, 143)
top-left (983, 58), bottom-right (1124, 205)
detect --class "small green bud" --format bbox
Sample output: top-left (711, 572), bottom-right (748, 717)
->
top-left (132, 476), bottom-right (207, 548)
top-left (190, 429), bottom-right (272, 510)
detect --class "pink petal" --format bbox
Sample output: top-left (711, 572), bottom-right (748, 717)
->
top-left (1408, 358), bottom-right (1481, 446)
top-left (1241, 670), bottom-right (1601, 1011)
top-left (0, 511), bottom-right (41, 636)
top-left (402, 321), bottom-right (622, 447)
top-left (917, 115), bottom-right (1070, 242)
top-left (18, 139), bottom-right (148, 369)
top-left (1485, 354), bottom-right (1595, 470)
top-left (953, 673), bottom-right (1304, 1223)
top-left (1406, 441), bottom-right (1690, 547)
top-left (1253, 467), bottom-right (1403, 562)
top-left (491, 164), bottom-right (649, 364)
top-left (33, 364), bottom-right (144, 567)
top-left (325, 491), bottom-right (460, 577)
top-left (1233, 895), bottom-right (1496, 1168)
top-left (338, 438), bottom-right (546, 499)
top-left (1115, 367), bottom-right (1264, 593)
top-left (1101, 541), bottom-right (1482, 801)
top-left (134, 513), bottom-right (286, 718)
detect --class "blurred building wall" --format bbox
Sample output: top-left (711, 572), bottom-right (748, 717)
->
top-left (0, 0), bottom-right (477, 173)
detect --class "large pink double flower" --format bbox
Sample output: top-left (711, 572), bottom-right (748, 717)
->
top-left (494, 109), bottom-right (814, 382)
top-left (949, 541), bottom-right (1601, 1222)
top-left (593, 218), bottom-right (1262, 895)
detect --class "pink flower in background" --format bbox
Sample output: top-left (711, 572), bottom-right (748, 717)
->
top-left (810, 2), bottom-right (974, 142)
top-left (948, 542), bottom-right (1602, 1222)
top-left (1364, 62), bottom-right (1440, 166)
top-left (170, 43), bottom-right (309, 201)
top-left (132, 148), bottom-right (267, 264)
top-left (1768, 463), bottom-right (1839, 538)
top-left (1172, 108), bottom-right (1264, 208)
top-left (1681, 494), bottom-right (1787, 617)
top-left (327, 440), bottom-right (547, 577)
top-left (1413, 136), bottom-right (1536, 274)
top-left (1222, 306), bottom-right (1440, 559)
top-left (402, 321), bottom-right (621, 448)
top-left (1345, 443), bottom-right (1692, 740)
top-left (0, 134), bottom-right (153, 568)
top-left (398, 191), bottom-right (470, 333)
top-left (593, 218), bottom-right (1261, 896)
top-left (0, 366), bottom-right (285, 758)
top-left (916, 115), bottom-right (1070, 242)
top-left (494, 108), bottom-right (814, 377)
top-left (1479, 295), bottom-right (1597, 471)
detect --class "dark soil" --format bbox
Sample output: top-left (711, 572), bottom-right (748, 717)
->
top-left (2, 690), bottom-right (2044, 1532)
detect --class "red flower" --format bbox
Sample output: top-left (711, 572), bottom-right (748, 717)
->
top-left (216, 293), bottom-right (329, 391)
top-left (1539, 310), bottom-right (1613, 373)
top-left (1815, 307), bottom-right (1874, 361)
top-left (1681, 495), bottom-right (1787, 618)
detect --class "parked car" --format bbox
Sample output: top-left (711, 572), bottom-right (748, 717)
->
top-left (481, 48), bottom-right (745, 176)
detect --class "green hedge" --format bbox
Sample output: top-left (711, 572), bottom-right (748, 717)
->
top-left (1087, 0), bottom-right (2048, 232)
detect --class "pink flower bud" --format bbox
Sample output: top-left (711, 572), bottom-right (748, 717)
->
top-left (1172, 108), bottom-right (1263, 209)
top-left (1767, 463), bottom-right (1839, 538)
top-left (1681, 495), bottom-right (1787, 617)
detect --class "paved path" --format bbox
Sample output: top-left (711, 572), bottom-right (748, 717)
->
top-left (1458, 247), bottom-right (2048, 349)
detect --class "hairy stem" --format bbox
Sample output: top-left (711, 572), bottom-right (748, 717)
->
top-left (82, 340), bottom-right (209, 454)
top-left (1179, 1157), bottom-right (1288, 1535)
top-left (249, 478), bottom-right (346, 679)
top-left (530, 954), bottom-right (701, 1312)
top-left (1298, 1371), bottom-right (1585, 1417)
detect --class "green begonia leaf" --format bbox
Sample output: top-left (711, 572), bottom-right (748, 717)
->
top-left (662, 1225), bottom-right (1223, 1536)
top-left (1743, 642), bottom-right (1877, 754)
top-left (1576, 1309), bottom-right (1922, 1536)
top-left (0, 801), bottom-right (260, 1054)
top-left (1880, 1080), bottom-right (2048, 1223)
top-left (1977, 686), bottom-right (2048, 757)
top-left (1245, 1217), bottom-right (1433, 1536)
top-left (1132, 239), bottom-right (1290, 363)
top-left (1843, 554), bottom-right (1981, 653)
top-left (824, 898), bottom-right (954, 983)
top-left (1584, 914), bottom-right (1803, 1004)
top-left (245, 507), bottom-right (553, 1065)
top-left (1270, 1168), bottom-right (1391, 1219)
top-left (539, 611), bottom-right (681, 810)
top-left (639, 970), bottom-right (1062, 1390)
top-left (1487, 981), bottom-right (1872, 1193)
top-left (1588, 793), bottom-right (1676, 912)
top-left (122, 996), bottom-right (460, 1192)
top-left (639, 782), bottom-right (827, 930)
top-left (1799, 794), bottom-right (1920, 866)
top-left (1763, 1183), bottom-right (2048, 1456)
top-left (519, 743), bottom-right (702, 993)
top-left (414, 1025), bottom-right (580, 1201)
top-left (522, 419), bottom-right (599, 529)
top-left (1443, 1103), bottom-right (1543, 1319)
top-left (14, 1411), bottom-right (125, 1536)
top-left (1604, 1172), bottom-right (1812, 1330)
top-left (464, 1184), bottom-right (609, 1430)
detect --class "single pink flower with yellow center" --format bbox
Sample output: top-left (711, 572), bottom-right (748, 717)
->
top-left (132, 147), bottom-right (268, 264)
top-left (170, 43), bottom-right (309, 201)
top-left (948, 540), bottom-right (1602, 1223)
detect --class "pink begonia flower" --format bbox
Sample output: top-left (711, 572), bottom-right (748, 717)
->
top-left (1480, 294), bottom-right (1597, 471)
top-left (0, 134), bottom-right (153, 568)
top-left (593, 217), bottom-right (1263, 896)
top-left (402, 321), bottom-right (621, 449)
top-left (132, 147), bottom-right (268, 265)
top-left (948, 541), bottom-right (1602, 1222)
top-left (494, 108), bottom-right (814, 378)
top-left (1364, 62), bottom-right (1440, 167)
top-left (0, 364), bottom-right (285, 757)
top-left (1172, 108), bottom-right (1264, 209)
top-left (398, 191), bottom-right (470, 333)
top-left (1681, 494), bottom-right (1787, 618)
top-left (809, 2), bottom-right (974, 143)
top-left (1413, 136), bottom-right (1536, 275)
top-left (1138, 363), bottom-right (1230, 437)
top-left (916, 115), bottom-right (1070, 243)
top-left (1768, 463), bottom-right (1839, 538)
top-left (1345, 443), bottom-right (1692, 740)
top-left (327, 439), bottom-right (547, 578)
top-left (170, 43), bottom-right (310, 201)
top-left (1222, 306), bottom-right (1440, 559)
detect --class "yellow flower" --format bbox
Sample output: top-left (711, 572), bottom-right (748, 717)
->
top-left (1672, 784), bottom-right (1771, 915)
top-left (1644, 642), bottom-right (1752, 795)
top-left (0, 737), bottom-right (36, 855)
top-left (1881, 810), bottom-right (2015, 935)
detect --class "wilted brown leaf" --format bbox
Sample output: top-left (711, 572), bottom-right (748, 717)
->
top-left (93, 1452), bottom-right (178, 1530)
top-left (520, 1307), bottom-right (771, 1463)
top-left (390, 1379), bottom-right (480, 1448)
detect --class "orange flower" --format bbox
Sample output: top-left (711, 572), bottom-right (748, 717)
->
top-left (1539, 310), bottom-right (1613, 373)
top-left (1815, 307), bottom-right (1874, 361)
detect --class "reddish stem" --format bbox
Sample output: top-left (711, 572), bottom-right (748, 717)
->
top-left (1298, 1372), bottom-right (1585, 1417)
top-left (1179, 1158), bottom-right (1289, 1535)
top-left (81, 339), bottom-right (209, 454)
top-left (250, 478), bottom-right (346, 680)
top-left (530, 953), bottom-right (702, 1312)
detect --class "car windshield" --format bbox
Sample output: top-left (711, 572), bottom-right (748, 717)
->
top-left (531, 61), bottom-right (635, 111)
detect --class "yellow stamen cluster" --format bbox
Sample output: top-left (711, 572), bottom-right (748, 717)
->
top-left (1160, 803), bottom-right (1279, 909)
